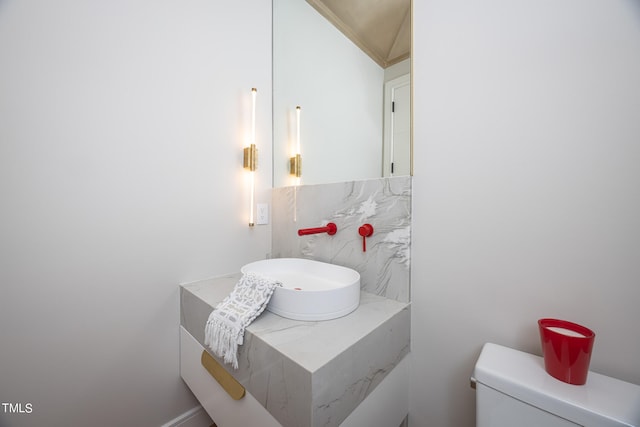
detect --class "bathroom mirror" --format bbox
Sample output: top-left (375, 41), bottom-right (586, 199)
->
top-left (273, 0), bottom-right (411, 187)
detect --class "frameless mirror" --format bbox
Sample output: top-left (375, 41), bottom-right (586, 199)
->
top-left (273, 0), bottom-right (411, 187)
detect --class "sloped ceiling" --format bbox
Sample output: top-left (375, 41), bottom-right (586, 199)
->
top-left (306, 0), bottom-right (411, 68)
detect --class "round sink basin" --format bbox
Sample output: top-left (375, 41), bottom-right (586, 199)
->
top-left (241, 258), bottom-right (360, 321)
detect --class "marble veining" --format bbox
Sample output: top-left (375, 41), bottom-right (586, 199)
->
top-left (181, 274), bottom-right (410, 427)
top-left (272, 176), bottom-right (411, 303)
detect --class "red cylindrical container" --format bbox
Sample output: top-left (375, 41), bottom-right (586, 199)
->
top-left (538, 318), bottom-right (595, 385)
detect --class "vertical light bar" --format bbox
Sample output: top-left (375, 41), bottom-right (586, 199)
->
top-left (296, 106), bottom-right (301, 155)
top-left (289, 106), bottom-right (302, 180)
top-left (244, 88), bottom-right (258, 227)
top-left (250, 88), bottom-right (256, 227)
top-left (249, 171), bottom-right (255, 226)
top-left (293, 106), bottom-right (301, 222)
top-left (251, 88), bottom-right (257, 145)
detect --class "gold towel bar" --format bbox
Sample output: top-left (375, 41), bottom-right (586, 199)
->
top-left (200, 350), bottom-right (246, 400)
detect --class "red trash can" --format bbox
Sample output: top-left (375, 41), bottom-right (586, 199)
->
top-left (538, 318), bottom-right (595, 385)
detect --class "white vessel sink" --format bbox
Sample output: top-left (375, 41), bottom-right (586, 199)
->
top-left (241, 258), bottom-right (360, 321)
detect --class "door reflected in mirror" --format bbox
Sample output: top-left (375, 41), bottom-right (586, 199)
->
top-left (273, 0), bottom-right (411, 187)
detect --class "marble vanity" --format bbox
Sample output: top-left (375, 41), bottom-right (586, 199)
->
top-left (180, 273), bottom-right (410, 427)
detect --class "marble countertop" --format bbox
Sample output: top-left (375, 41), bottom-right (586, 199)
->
top-left (180, 273), bottom-right (410, 427)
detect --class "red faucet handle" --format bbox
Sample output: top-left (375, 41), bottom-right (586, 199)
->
top-left (358, 224), bottom-right (374, 252)
top-left (358, 224), bottom-right (374, 237)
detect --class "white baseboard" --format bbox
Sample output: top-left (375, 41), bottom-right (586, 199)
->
top-left (161, 405), bottom-right (213, 427)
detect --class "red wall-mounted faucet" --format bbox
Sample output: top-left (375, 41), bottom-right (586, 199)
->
top-left (298, 222), bottom-right (337, 236)
top-left (358, 224), bottom-right (374, 252)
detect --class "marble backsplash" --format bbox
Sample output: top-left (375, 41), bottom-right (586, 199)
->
top-left (271, 176), bottom-right (411, 303)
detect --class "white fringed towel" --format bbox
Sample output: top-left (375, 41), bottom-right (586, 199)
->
top-left (204, 272), bottom-right (281, 369)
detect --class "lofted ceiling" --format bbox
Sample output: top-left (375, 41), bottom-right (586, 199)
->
top-left (306, 0), bottom-right (411, 68)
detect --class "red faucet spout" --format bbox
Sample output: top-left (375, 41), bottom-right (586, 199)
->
top-left (298, 222), bottom-right (337, 236)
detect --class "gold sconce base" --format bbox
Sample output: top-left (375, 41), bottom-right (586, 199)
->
top-left (289, 153), bottom-right (302, 177)
top-left (243, 144), bottom-right (257, 171)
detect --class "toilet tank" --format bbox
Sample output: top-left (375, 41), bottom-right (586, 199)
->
top-left (472, 343), bottom-right (640, 427)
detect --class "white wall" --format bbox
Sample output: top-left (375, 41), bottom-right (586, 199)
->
top-left (0, 1), bottom-right (272, 426)
top-left (410, 1), bottom-right (640, 426)
top-left (272, 0), bottom-right (384, 187)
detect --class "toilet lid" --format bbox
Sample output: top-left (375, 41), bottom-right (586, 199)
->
top-left (472, 343), bottom-right (640, 427)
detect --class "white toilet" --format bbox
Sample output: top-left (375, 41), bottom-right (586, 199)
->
top-left (472, 343), bottom-right (640, 427)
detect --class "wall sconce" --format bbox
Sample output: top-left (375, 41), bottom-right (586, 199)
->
top-left (290, 154), bottom-right (301, 178)
top-left (243, 88), bottom-right (258, 227)
top-left (289, 106), bottom-right (302, 178)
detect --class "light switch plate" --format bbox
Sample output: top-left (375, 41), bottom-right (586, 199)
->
top-left (256, 203), bottom-right (269, 225)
